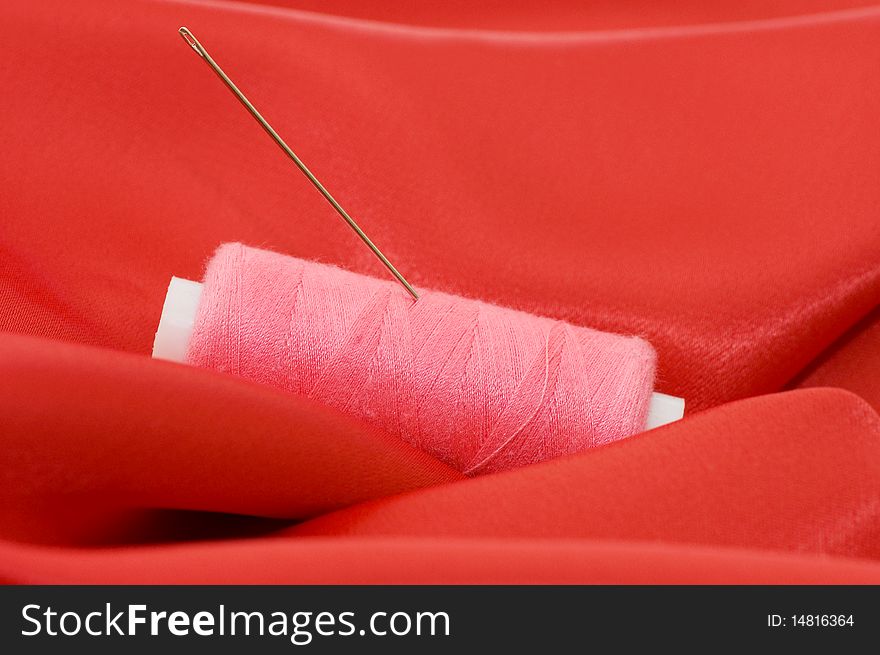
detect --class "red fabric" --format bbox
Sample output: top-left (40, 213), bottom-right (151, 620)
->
top-left (0, 0), bottom-right (878, 583)
top-left (792, 306), bottom-right (880, 411)
top-left (292, 388), bottom-right (880, 558)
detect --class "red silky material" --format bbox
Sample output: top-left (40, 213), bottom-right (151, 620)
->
top-left (1, 0), bottom-right (878, 583)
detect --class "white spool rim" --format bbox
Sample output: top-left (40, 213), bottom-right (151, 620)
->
top-left (152, 276), bottom-right (204, 363)
top-left (645, 391), bottom-right (685, 430)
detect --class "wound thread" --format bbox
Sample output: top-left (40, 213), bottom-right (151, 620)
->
top-left (187, 243), bottom-right (657, 474)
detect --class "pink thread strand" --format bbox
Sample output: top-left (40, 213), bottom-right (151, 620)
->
top-left (187, 244), bottom-right (657, 474)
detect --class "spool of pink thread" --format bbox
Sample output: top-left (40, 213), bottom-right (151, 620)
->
top-left (153, 243), bottom-right (684, 474)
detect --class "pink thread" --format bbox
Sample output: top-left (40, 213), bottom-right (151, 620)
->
top-left (187, 244), bottom-right (657, 474)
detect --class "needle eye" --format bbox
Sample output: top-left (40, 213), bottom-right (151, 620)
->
top-left (178, 27), bottom-right (203, 57)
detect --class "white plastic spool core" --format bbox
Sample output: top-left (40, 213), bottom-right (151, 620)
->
top-left (152, 277), bottom-right (685, 429)
top-left (151, 277), bottom-right (203, 364)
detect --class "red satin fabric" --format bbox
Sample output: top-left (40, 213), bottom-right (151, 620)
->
top-left (1, 0), bottom-right (879, 583)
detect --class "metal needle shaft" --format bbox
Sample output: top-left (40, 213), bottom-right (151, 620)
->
top-left (178, 26), bottom-right (419, 300)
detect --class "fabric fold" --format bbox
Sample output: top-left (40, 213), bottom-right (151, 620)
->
top-left (0, 333), bottom-right (461, 545)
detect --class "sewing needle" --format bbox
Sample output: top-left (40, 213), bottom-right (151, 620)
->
top-left (178, 26), bottom-right (419, 300)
